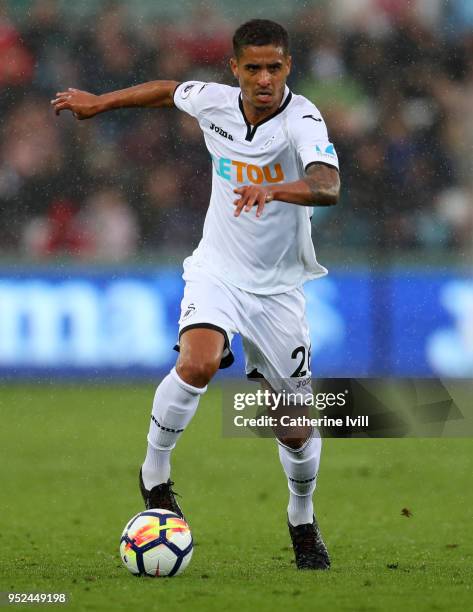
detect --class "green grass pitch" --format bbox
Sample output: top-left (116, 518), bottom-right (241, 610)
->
top-left (0, 385), bottom-right (471, 611)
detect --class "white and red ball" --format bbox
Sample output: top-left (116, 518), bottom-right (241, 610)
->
top-left (120, 509), bottom-right (193, 577)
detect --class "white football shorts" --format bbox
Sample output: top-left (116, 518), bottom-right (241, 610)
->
top-left (174, 264), bottom-right (312, 393)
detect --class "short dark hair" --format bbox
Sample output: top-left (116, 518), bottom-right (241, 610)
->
top-left (233, 19), bottom-right (290, 58)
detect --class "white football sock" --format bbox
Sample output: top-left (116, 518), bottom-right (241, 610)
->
top-left (278, 433), bottom-right (322, 526)
top-left (142, 367), bottom-right (207, 489)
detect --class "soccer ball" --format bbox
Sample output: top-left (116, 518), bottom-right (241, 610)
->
top-left (120, 509), bottom-right (193, 577)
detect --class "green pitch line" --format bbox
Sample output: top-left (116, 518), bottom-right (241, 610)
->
top-left (0, 385), bottom-right (471, 612)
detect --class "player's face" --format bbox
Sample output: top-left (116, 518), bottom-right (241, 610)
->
top-left (230, 45), bottom-right (291, 116)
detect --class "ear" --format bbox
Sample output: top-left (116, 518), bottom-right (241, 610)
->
top-left (286, 55), bottom-right (292, 76)
top-left (230, 57), bottom-right (239, 79)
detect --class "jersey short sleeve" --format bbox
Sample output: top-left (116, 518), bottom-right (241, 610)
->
top-left (289, 103), bottom-right (339, 172)
top-left (173, 81), bottom-right (220, 120)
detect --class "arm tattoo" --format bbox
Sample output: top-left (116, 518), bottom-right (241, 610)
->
top-left (303, 163), bottom-right (340, 206)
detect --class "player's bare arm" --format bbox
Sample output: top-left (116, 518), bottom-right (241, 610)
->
top-left (299, 163), bottom-right (340, 206)
top-left (233, 162), bottom-right (340, 218)
top-left (51, 80), bottom-right (180, 119)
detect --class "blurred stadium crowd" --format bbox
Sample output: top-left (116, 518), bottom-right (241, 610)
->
top-left (0, 0), bottom-right (472, 261)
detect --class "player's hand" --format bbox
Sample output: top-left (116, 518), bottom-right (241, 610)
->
top-left (233, 185), bottom-right (274, 218)
top-left (50, 88), bottom-right (101, 119)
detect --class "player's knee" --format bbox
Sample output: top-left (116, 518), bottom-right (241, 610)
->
top-left (176, 357), bottom-right (220, 388)
top-left (278, 435), bottom-right (310, 450)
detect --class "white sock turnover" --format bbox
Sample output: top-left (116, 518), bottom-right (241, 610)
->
top-left (141, 367), bottom-right (207, 489)
top-left (278, 434), bottom-right (322, 526)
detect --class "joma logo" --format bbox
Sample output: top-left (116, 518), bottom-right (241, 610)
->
top-left (210, 122), bottom-right (234, 141)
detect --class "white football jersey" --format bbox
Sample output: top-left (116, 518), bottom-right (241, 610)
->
top-left (173, 81), bottom-right (339, 295)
